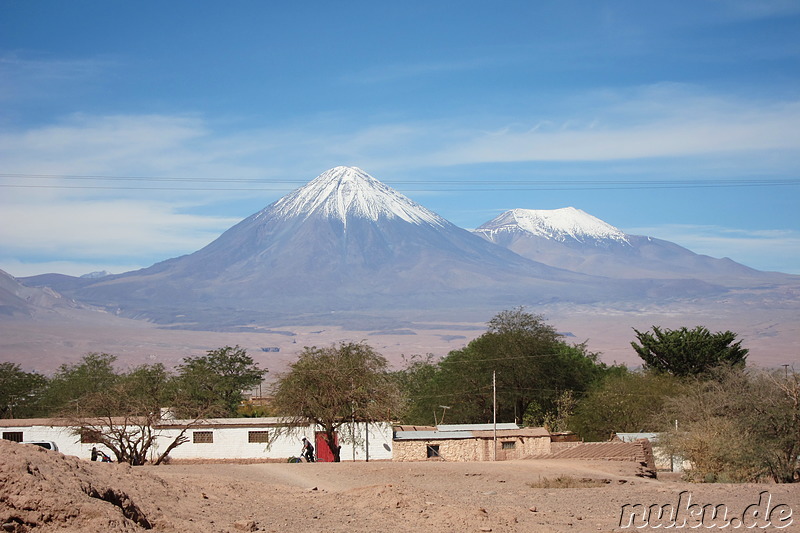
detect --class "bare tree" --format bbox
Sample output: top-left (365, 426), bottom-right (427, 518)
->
top-left (65, 363), bottom-right (219, 465)
top-left (271, 342), bottom-right (401, 462)
top-left (660, 367), bottom-right (800, 483)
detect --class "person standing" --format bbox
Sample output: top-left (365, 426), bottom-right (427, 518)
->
top-left (301, 437), bottom-right (315, 462)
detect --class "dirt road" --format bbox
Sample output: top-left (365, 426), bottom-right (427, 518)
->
top-left (2, 440), bottom-right (798, 532)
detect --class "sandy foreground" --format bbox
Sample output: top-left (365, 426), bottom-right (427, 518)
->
top-left (2, 440), bottom-right (798, 532)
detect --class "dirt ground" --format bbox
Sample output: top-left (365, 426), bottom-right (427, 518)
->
top-left (2, 440), bottom-right (798, 532)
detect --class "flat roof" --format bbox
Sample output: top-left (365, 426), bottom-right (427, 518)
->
top-left (394, 426), bottom-right (549, 441)
top-left (436, 423), bottom-right (519, 431)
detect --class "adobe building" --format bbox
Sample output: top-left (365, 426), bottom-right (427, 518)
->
top-left (393, 423), bottom-right (554, 461)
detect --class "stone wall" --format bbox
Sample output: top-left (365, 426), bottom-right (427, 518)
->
top-left (392, 435), bottom-right (551, 462)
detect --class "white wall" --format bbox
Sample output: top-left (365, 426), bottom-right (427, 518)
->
top-left (0, 419), bottom-right (394, 462)
top-left (0, 423), bottom-right (111, 460)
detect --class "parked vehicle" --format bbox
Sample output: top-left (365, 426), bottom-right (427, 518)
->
top-left (21, 441), bottom-right (59, 451)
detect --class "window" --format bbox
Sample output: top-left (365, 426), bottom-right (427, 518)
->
top-left (2, 431), bottom-right (23, 442)
top-left (193, 431), bottom-right (213, 444)
top-left (501, 441), bottom-right (516, 450)
top-left (248, 431), bottom-right (270, 443)
top-left (426, 444), bottom-right (440, 458)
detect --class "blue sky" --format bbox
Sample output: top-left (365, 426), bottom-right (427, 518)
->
top-left (1, 0), bottom-right (799, 276)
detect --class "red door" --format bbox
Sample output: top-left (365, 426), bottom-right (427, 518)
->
top-left (315, 431), bottom-right (338, 462)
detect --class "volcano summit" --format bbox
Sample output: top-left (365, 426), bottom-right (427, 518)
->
top-left (36, 167), bottom-right (619, 327)
top-left (21, 166), bottom-right (780, 330)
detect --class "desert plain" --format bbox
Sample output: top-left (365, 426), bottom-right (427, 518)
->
top-left (2, 439), bottom-right (798, 532)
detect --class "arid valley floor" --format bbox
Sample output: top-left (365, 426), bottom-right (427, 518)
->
top-left (2, 440), bottom-right (798, 532)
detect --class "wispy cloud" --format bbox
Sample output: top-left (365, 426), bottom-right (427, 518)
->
top-left (0, 53), bottom-right (115, 103)
top-left (0, 113), bottom-right (209, 175)
top-left (425, 88), bottom-right (800, 165)
top-left (0, 199), bottom-right (239, 262)
top-left (2, 84), bottom-right (798, 276)
top-left (626, 223), bottom-right (800, 274)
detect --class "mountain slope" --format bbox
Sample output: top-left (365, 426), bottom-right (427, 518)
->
top-left (0, 269), bottom-right (79, 317)
top-left (474, 207), bottom-right (777, 283)
top-left (52, 167), bottom-right (643, 326)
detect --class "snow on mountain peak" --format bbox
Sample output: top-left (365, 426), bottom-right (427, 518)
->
top-left (478, 207), bottom-right (630, 244)
top-left (271, 166), bottom-right (446, 227)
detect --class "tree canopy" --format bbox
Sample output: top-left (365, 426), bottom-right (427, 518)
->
top-left (569, 369), bottom-right (685, 441)
top-left (66, 362), bottom-right (178, 465)
top-left (631, 326), bottom-right (748, 377)
top-left (174, 345), bottom-right (267, 417)
top-left (397, 308), bottom-right (610, 428)
top-left (0, 362), bottom-right (47, 419)
top-left (43, 352), bottom-right (120, 415)
top-left (270, 341), bottom-right (401, 462)
top-left (0, 346), bottom-right (268, 465)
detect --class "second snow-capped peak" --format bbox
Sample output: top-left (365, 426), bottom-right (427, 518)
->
top-left (477, 207), bottom-right (630, 244)
top-left (271, 166), bottom-right (446, 227)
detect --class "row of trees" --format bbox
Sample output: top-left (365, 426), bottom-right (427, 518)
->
top-left (2, 308), bottom-right (797, 482)
top-left (1, 347), bottom-right (266, 464)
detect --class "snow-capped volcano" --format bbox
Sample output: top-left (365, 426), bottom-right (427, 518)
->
top-left (474, 207), bottom-right (765, 281)
top-left (271, 166), bottom-right (446, 228)
top-left (61, 167), bottom-right (608, 325)
top-left (476, 207), bottom-right (629, 245)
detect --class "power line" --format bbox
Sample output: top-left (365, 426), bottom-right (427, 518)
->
top-left (1, 173), bottom-right (798, 192)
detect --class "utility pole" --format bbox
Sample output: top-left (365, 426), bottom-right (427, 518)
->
top-left (493, 370), bottom-right (497, 462)
top-left (438, 405), bottom-right (451, 425)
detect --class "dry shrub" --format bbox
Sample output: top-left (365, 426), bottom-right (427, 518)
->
top-left (527, 475), bottom-right (610, 489)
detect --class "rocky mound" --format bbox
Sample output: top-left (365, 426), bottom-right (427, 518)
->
top-left (0, 440), bottom-right (181, 532)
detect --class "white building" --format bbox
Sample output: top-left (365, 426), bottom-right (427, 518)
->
top-left (0, 417), bottom-right (393, 463)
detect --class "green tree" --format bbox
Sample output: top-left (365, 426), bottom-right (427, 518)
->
top-left (271, 342), bottom-right (401, 462)
top-left (43, 352), bottom-right (120, 415)
top-left (398, 308), bottom-right (609, 426)
top-left (0, 362), bottom-right (48, 418)
top-left (631, 326), bottom-right (748, 377)
top-left (393, 354), bottom-right (440, 423)
top-left (174, 346), bottom-right (267, 417)
top-left (569, 369), bottom-right (684, 441)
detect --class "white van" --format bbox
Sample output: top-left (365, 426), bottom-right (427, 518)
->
top-left (21, 441), bottom-right (59, 451)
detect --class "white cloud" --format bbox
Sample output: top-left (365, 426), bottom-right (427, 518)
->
top-left (0, 113), bottom-right (210, 176)
top-left (0, 199), bottom-right (239, 260)
top-left (425, 90), bottom-right (800, 165)
top-left (1, 87), bottom-right (798, 277)
top-left (0, 53), bottom-right (114, 103)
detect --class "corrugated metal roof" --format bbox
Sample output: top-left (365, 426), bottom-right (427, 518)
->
top-left (614, 432), bottom-right (659, 442)
top-left (472, 427), bottom-right (549, 438)
top-left (436, 423), bottom-right (518, 432)
top-left (549, 441), bottom-right (646, 460)
top-left (394, 425), bottom-right (436, 432)
top-left (0, 417), bottom-right (293, 430)
top-left (394, 430), bottom-right (476, 441)
top-left (394, 426), bottom-right (549, 441)
top-left (155, 417), bottom-right (289, 429)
